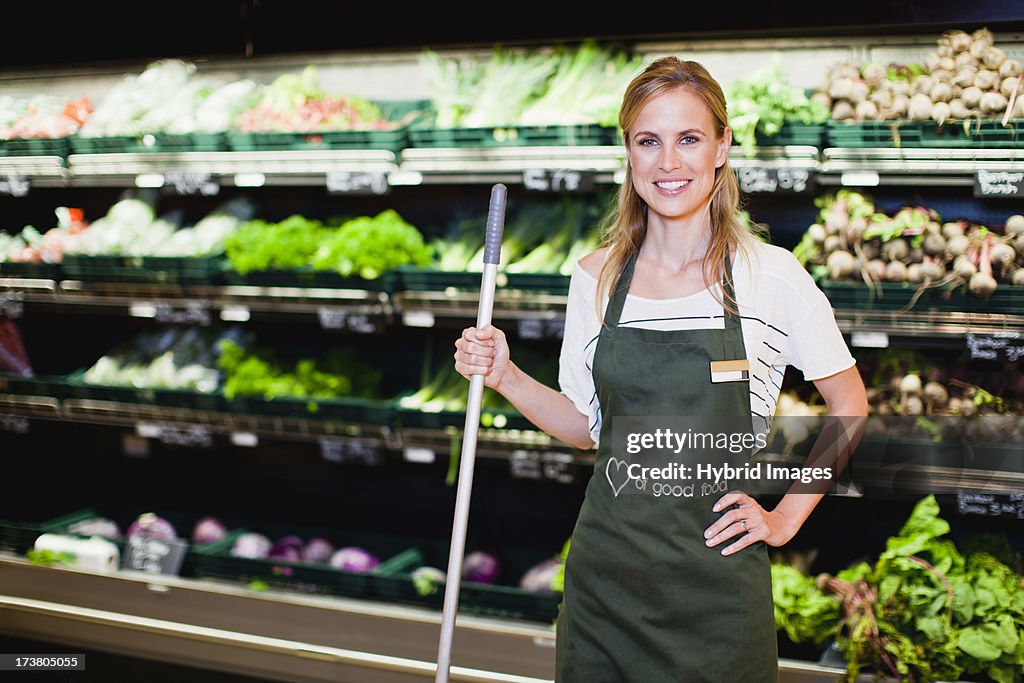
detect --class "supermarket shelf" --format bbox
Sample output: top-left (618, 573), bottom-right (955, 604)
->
top-left (0, 557), bottom-right (916, 683)
top-left (819, 147), bottom-right (1024, 186)
top-left (834, 308), bottom-right (1024, 338)
top-left (0, 156), bottom-right (68, 186)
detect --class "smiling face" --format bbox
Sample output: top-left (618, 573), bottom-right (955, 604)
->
top-left (626, 87), bottom-right (731, 225)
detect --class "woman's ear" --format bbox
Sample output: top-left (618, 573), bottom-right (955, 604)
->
top-left (716, 126), bottom-right (733, 168)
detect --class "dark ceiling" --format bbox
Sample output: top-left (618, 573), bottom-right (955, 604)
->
top-left (3, 0), bottom-right (1024, 70)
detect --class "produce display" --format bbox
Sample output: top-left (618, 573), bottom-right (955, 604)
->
top-left (819, 27), bottom-right (1024, 123)
top-left (0, 94), bottom-right (92, 140)
top-left (217, 336), bottom-right (382, 401)
top-left (724, 58), bottom-right (830, 155)
top-left (224, 210), bottom-right (430, 279)
top-left (82, 326), bottom-right (236, 393)
top-left (793, 190), bottom-right (1024, 297)
top-left (63, 195), bottom-right (255, 258)
top-left (419, 41), bottom-right (643, 128)
top-left (79, 59), bottom-right (260, 137)
top-left (235, 65), bottom-right (399, 133)
top-left (773, 495), bottom-right (1024, 683)
top-left (0, 207), bottom-right (89, 264)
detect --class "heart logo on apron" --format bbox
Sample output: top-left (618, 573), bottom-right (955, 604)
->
top-left (605, 457), bottom-right (631, 497)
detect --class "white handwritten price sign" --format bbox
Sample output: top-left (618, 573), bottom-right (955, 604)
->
top-left (123, 535), bottom-right (188, 575)
top-left (737, 167), bottom-right (812, 194)
top-left (0, 173), bottom-right (29, 197)
top-left (164, 171), bottom-right (219, 196)
top-left (523, 169), bottom-right (595, 193)
top-left (974, 170), bottom-right (1024, 197)
top-left (326, 171), bottom-right (390, 195)
top-left (966, 332), bottom-right (1024, 362)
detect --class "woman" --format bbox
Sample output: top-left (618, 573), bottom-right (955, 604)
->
top-left (454, 56), bottom-right (867, 682)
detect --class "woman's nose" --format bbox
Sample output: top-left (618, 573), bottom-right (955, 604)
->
top-left (659, 146), bottom-right (682, 171)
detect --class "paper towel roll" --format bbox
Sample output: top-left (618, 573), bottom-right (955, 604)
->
top-left (34, 533), bottom-right (120, 573)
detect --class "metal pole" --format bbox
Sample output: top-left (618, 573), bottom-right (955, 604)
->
top-left (435, 183), bottom-right (507, 683)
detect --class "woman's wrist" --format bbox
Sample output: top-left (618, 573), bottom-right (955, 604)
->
top-left (492, 359), bottom-right (522, 397)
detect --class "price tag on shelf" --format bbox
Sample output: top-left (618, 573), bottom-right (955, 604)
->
top-left (316, 307), bottom-right (382, 334)
top-left (402, 310), bottom-right (435, 328)
top-left (737, 167), bottom-right (811, 194)
top-left (326, 171), bottom-right (390, 195)
top-left (0, 294), bottom-right (24, 319)
top-left (974, 170), bottom-right (1024, 198)
top-left (509, 450), bottom-right (577, 484)
top-left (230, 431), bottom-right (259, 448)
top-left (153, 302), bottom-right (213, 326)
top-left (403, 447), bottom-right (435, 464)
top-left (523, 169), bottom-right (595, 193)
top-left (840, 170), bottom-right (880, 187)
top-left (123, 535), bottom-right (188, 575)
top-left (956, 491), bottom-right (1024, 519)
top-left (517, 318), bottom-right (564, 340)
top-left (851, 331), bottom-right (889, 348)
top-left (966, 332), bottom-right (1024, 362)
top-left (136, 422), bottom-right (214, 448)
top-left (319, 437), bottom-right (385, 466)
top-left (0, 415), bottom-right (29, 434)
top-left (164, 171), bottom-right (219, 196)
top-left (0, 173), bottom-right (30, 197)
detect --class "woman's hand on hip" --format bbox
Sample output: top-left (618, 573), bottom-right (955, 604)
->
top-left (703, 491), bottom-right (798, 556)
top-left (454, 323), bottom-right (512, 391)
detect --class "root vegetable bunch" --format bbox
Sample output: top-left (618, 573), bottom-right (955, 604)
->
top-left (794, 190), bottom-right (1024, 299)
top-left (818, 27), bottom-right (1024, 123)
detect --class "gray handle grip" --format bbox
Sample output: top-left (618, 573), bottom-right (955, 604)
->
top-left (482, 183), bottom-right (507, 265)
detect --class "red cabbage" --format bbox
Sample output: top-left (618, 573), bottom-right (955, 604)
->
top-left (126, 513), bottom-right (177, 541)
top-left (301, 537), bottom-right (336, 564)
top-left (518, 557), bottom-right (561, 594)
top-left (462, 551), bottom-right (501, 584)
top-left (329, 546), bottom-right (380, 573)
top-left (191, 516), bottom-right (228, 545)
top-left (231, 532), bottom-right (272, 559)
top-left (269, 535), bottom-right (304, 561)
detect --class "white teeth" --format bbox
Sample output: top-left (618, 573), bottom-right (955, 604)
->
top-left (656, 180), bottom-right (689, 190)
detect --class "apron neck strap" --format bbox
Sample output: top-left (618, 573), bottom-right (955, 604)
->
top-left (601, 245), bottom-right (739, 329)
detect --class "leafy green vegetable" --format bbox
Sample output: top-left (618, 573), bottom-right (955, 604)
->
top-left (771, 563), bottom-right (841, 646)
top-left (312, 210), bottom-right (432, 279)
top-left (27, 549), bottom-right (76, 567)
top-left (725, 55), bottom-right (829, 157)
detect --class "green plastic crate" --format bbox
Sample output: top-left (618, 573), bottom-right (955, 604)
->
top-left (816, 279), bottom-right (1024, 315)
top-left (0, 520), bottom-right (42, 554)
top-left (826, 118), bottom-right (1024, 148)
top-left (64, 369), bottom-right (224, 412)
top-left (373, 543), bottom-right (562, 622)
top-left (753, 122), bottom-right (825, 148)
top-left (0, 137), bottom-right (70, 157)
top-left (393, 404), bottom-right (533, 433)
top-left (407, 122), bottom-right (618, 148)
top-left (0, 373), bottom-right (68, 400)
top-left (61, 254), bottom-right (225, 286)
top-left (221, 394), bottom-right (394, 427)
top-left (219, 267), bottom-right (395, 293)
top-left (69, 132), bottom-right (228, 154)
top-left (226, 100), bottom-right (428, 153)
top-left (191, 525), bottom-right (417, 600)
top-left (395, 266), bottom-right (570, 294)
top-left (0, 261), bottom-right (62, 280)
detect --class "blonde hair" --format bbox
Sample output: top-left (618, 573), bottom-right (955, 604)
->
top-left (595, 56), bottom-right (762, 323)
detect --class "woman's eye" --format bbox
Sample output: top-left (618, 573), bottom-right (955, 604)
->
top-left (680, 135), bottom-right (699, 145)
top-left (639, 138), bottom-right (658, 147)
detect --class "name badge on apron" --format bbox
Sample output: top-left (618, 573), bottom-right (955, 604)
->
top-left (710, 359), bottom-right (750, 383)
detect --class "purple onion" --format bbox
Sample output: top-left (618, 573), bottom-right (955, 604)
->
top-left (301, 537), bottom-right (336, 564)
top-left (231, 532), bottom-right (272, 559)
top-left (68, 516), bottom-right (122, 540)
top-left (126, 513), bottom-right (177, 541)
top-left (191, 516), bottom-right (228, 545)
top-left (329, 546), bottom-right (380, 573)
top-left (462, 551), bottom-right (501, 584)
top-left (518, 557), bottom-right (561, 594)
top-left (269, 535), bottom-right (304, 562)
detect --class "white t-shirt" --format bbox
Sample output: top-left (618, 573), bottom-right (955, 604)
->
top-left (558, 240), bottom-right (856, 447)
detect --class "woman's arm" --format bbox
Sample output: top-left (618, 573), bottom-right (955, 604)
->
top-left (455, 324), bottom-right (595, 450)
top-left (704, 364), bottom-right (868, 554)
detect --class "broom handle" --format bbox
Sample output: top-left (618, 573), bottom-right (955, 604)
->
top-left (435, 183), bottom-right (507, 683)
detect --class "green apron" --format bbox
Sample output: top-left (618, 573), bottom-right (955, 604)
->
top-left (555, 249), bottom-right (777, 682)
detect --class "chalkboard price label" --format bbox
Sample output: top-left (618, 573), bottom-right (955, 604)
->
top-left (123, 535), bottom-right (188, 575)
top-left (164, 171), bottom-right (219, 196)
top-left (737, 167), bottom-right (811, 194)
top-left (0, 173), bottom-right (29, 197)
top-left (154, 302), bottom-right (212, 326)
top-left (966, 332), bottom-right (1024, 361)
top-left (319, 437), bottom-right (385, 466)
top-left (0, 295), bottom-right (24, 319)
top-left (0, 415), bottom-right (29, 434)
top-left (316, 307), bottom-right (382, 334)
top-left (509, 450), bottom-right (577, 484)
top-left (137, 422), bottom-right (214, 448)
top-left (974, 170), bottom-right (1024, 197)
top-left (523, 169), bottom-right (595, 193)
top-left (956, 491), bottom-right (1024, 519)
top-left (326, 171), bottom-right (389, 195)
